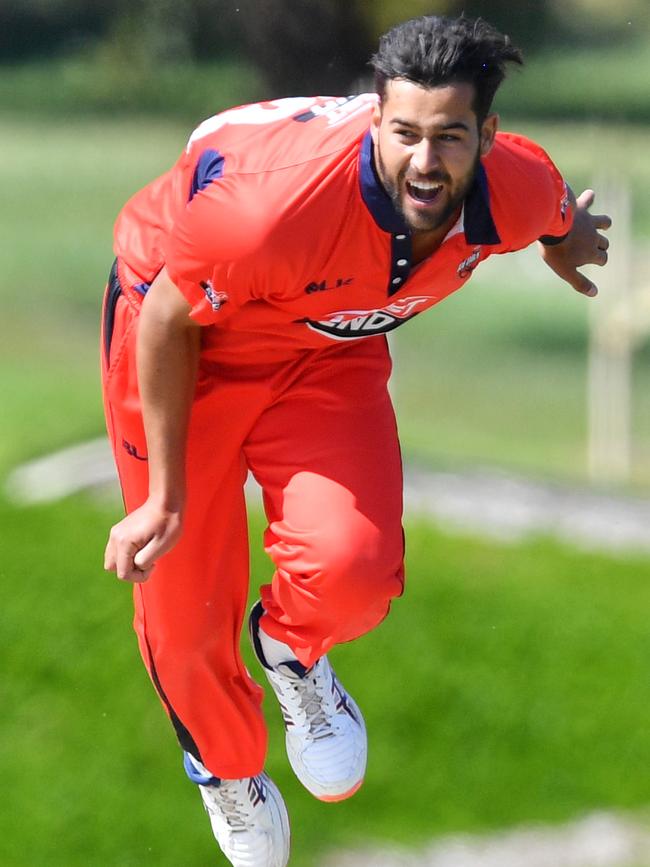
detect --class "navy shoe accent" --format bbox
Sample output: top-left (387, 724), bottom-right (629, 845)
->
top-left (248, 601), bottom-right (309, 678)
top-left (280, 659), bottom-right (309, 678)
top-left (249, 600), bottom-right (272, 671)
top-left (183, 751), bottom-right (221, 787)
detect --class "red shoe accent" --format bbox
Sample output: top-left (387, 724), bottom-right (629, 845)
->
top-left (316, 778), bottom-right (364, 803)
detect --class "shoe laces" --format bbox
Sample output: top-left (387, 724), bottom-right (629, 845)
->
top-left (205, 777), bottom-right (264, 831)
top-left (280, 660), bottom-right (337, 741)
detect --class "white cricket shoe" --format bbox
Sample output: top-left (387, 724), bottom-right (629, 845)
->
top-left (197, 773), bottom-right (290, 867)
top-left (249, 603), bottom-right (367, 802)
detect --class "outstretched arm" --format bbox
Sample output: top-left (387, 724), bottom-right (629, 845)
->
top-left (104, 268), bottom-right (202, 583)
top-left (538, 188), bottom-right (612, 297)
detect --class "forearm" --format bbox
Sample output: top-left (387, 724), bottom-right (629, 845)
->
top-left (136, 271), bottom-right (202, 512)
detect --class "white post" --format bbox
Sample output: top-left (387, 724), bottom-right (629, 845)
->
top-left (587, 178), bottom-right (632, 484)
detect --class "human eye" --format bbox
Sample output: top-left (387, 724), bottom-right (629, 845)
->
top-left (395, 128), bottom-right (418, 142)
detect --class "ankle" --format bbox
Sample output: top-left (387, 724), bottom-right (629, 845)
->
top-left (183, 751), bottom-right (221, 786)
top-left (250, 600), bottom-right (305, 671)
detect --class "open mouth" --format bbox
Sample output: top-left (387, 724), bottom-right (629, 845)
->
top-left (405, 180), bottom-right (443, 204)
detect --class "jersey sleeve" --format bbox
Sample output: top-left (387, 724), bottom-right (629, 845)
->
top-left (524, 137), bottom-right (573, 243)
top-left (162, 166), bottom-right (274, 326)
top-left (489, 133), bottom-right (574, 251)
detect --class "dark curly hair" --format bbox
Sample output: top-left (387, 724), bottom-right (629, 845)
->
top-left (371, 15), bottom-right (523, 123)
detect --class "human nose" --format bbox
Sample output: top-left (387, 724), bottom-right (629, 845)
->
top-left (411, 139), bottom-right (441, 175)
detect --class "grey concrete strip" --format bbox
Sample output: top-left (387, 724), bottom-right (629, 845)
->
top-left (5, 439), bottom-right (650, 555)
top-left (4, 437), bottom-right (118, 505)
top-left (320, 811), bottom-right (650, 867)
top-left (403, 466), bottom-right (650, 554)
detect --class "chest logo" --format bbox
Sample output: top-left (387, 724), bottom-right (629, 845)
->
top-left (300, 295), bottom-right (433, 340)
top-left (457, 247), bottom-right (481, 278)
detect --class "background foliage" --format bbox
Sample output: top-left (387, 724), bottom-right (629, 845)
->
top-left (1, 0), bottom-right (649, 115)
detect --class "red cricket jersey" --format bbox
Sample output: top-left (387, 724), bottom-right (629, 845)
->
top-left (114, 94), bottom-right (572, 364)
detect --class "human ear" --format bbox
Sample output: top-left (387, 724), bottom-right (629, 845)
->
top-left (370, 99), bottom-right (382, 146)
top-left (479, 113), bottom-right (499, 156)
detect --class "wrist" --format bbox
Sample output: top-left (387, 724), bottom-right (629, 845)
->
top-left (147, 488), bottom-right (186, 516)
top-left (538, 231), bottom-right (570, 246)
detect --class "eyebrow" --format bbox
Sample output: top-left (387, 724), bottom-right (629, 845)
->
top-left (389, 118), bottom-right (470, 132)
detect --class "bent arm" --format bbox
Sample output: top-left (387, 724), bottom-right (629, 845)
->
top-left (104, 268), bottom-right (202, 582)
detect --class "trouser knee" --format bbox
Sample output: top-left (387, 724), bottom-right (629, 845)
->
top-left (262, 510), bottom-right (404, 664)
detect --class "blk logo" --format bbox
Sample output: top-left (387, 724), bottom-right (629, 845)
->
top-left (122, 438), bottom-right (147, 461)
top-left (304, 276), bottom-right (353, 294)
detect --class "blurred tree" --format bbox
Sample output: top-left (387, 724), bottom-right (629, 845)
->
top-left (1, 0), bottom-right (646, 91)
top-left (102, 0), bottom-right (194, 67)
top-left (456, 0), bottom-right (555, 50)
top-left (365, 0), bottom-right (457, 37)
top-left (204, 0), bottom-right (374, 95)
top-left (192, 0), bottom-right (249, 61)
top-left (552, 0), bottom-right (650, 42)
top-left (230, 0), bottom-right (559, 96)
top-left (0, 0), bottom-right (109, 60)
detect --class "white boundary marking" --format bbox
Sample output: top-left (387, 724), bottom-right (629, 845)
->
top-left (320, 811), bottom-right (650, 867)
top-left (4, 437), bottom-right (118, 504)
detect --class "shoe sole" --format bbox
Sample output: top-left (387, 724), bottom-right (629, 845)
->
top-left (316, 778), bottom-right (364, 803)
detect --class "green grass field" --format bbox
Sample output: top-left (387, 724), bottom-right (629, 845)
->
top-left (1, 495), bottom-right (648, 866)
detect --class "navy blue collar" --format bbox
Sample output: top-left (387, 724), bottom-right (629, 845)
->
top-left (358, 130), bottom-right (501, 245)
top-left (464, 159), bottom-right (501, 245)
top-left (359, 130), bottom-right (410, 234)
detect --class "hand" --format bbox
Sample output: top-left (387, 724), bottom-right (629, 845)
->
top-left (104, 500), bottom-right (183, 583)
top-left (538, 189), bottom-right (612, 297)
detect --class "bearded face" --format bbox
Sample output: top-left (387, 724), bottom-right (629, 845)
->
top-left (371, 79), bottom-right (497, 235)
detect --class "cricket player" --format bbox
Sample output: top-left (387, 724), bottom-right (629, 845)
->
top-left (102, 14), bottom-right (611, 866)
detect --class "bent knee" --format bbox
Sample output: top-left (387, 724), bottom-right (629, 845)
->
top-left (268, 507), bottom-right (403, 588)
top-left (318, 514), bottom-right (400, 581)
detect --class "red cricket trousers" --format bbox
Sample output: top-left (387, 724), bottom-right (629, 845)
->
top-left (101, 279), bottom-right (405, 778)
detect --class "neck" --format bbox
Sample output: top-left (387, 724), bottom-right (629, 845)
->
top-left (410, 207), bottom-right (462, 263)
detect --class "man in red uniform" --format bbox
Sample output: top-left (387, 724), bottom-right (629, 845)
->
top-left (102, 15), bottom-right (610, 866)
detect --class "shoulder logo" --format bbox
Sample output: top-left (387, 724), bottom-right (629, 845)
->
top-left (304, 276), bottom-right (353, 294)
top-left (457, 247), bottom-right (481, 278)
top-left (200, 280), bottom-right (228, 312)
top-left (560, 184), bottom-right (570, 221)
